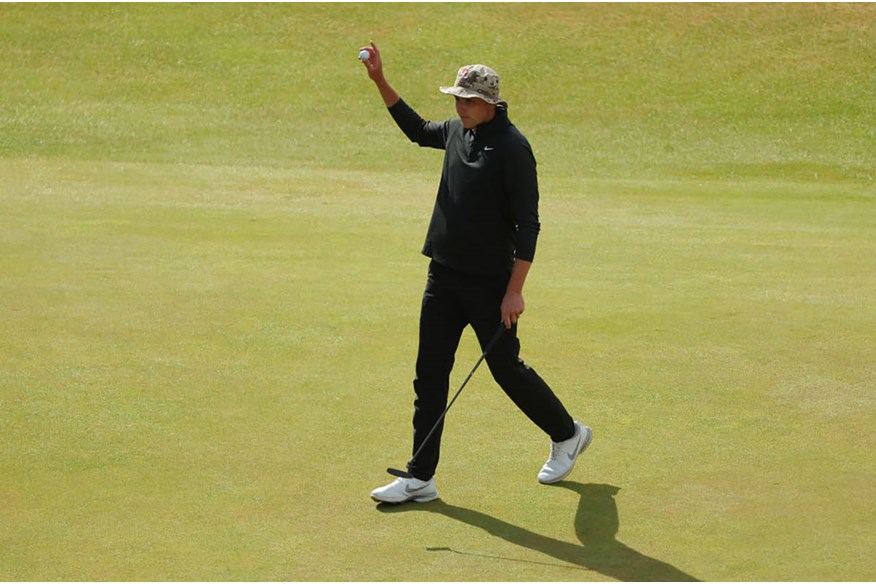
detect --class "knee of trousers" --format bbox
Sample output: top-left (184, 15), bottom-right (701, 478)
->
top-left (412, 377), bottom-right (449, 405)
top-left (485, 354), bottom-right (534, 386)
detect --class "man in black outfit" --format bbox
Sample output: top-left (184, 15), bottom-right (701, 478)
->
top-left (362, 43), bottom-right (591, 504)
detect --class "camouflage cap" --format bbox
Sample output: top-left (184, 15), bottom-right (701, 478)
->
top-left (439, 64), bottom-right (507, 106)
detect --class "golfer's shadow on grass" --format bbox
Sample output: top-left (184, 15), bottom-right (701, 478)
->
top-left (378, 482), bottom-right (699, 582)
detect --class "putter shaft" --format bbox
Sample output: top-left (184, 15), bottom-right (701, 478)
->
top-left (387, 322), bottom-right (506, 478)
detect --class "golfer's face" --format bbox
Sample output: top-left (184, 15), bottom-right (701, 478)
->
top-left (455, 96), bottom-right (495, 129)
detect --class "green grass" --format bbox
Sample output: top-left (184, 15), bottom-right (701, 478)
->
top-left (1, 3), bottom-right (874, 581)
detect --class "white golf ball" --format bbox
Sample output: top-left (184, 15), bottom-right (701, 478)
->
top-left (358, 49), bottom-right (370, 61)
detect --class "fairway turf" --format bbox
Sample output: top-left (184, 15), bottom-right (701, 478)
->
top-left (2, 4), bottom-right (875, 581)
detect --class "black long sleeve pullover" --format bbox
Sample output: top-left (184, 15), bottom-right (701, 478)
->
top-left (388, 98), bottom-right (541, 276)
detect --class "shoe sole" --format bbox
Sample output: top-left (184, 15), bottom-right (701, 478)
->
top-left (538, 425), bottom-right (593, 485)
top-left (370, 491), bottom-right (440, 504)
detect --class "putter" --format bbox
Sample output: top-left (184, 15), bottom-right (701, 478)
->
top-left (387, 321), bottom-right (507, 478)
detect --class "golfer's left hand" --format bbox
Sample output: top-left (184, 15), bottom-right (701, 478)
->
top-left (501, 291), bottom-right (525, 329)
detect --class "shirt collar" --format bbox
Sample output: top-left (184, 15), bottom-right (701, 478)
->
top-left (473, 106), bottom-right (509, 137)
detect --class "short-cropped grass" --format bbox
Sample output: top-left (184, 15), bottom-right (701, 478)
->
top-left (2, 4), bottom-right (874, 581)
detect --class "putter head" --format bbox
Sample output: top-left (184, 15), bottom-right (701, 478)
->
top-left (386, 467), bottom-right (414, 479)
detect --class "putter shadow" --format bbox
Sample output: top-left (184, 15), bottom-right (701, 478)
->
top-left (377, 481), bottom-right (700, 582)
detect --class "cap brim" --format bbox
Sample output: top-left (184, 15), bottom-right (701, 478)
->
top-left (439, 85), bottom-right (504, 105)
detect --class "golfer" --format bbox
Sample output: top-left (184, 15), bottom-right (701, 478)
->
top-left (362, 43), bottom-right (591, 504)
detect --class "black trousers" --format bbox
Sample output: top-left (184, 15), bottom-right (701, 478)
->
top-left (408, 260), bottom-right (575, 481)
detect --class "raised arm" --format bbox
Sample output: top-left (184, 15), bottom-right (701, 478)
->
top-left (360, 42), bottom-right (448, 150)
top-left (360, 42), bottom-right (399, 107)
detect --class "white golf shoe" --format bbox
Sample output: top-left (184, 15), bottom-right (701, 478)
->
top-left (370, 477), bottom-right (439, 504)
top-left (537, 421), bottom-right (592, 484)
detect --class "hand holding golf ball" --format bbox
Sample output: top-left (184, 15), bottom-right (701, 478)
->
top-left (359, 42), bottom-right (387, 87)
